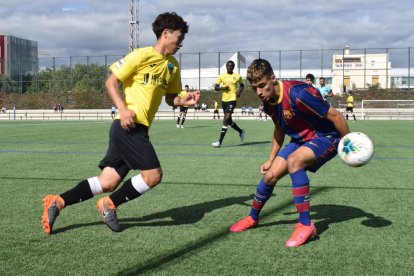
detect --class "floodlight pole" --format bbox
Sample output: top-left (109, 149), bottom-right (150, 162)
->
top-left (129, 0), bottom-right (139, 52)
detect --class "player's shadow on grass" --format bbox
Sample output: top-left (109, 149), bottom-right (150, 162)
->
top-left (229, 141), bottom-right (271, 147)
top-left (120, 194), bottom-right (254, 229)
top-left (260, 204), bottom-right (392, 236)
top-left (311, 204), bottom-right (392, 234)
top-left (52, 194), bottom-right (253, 234)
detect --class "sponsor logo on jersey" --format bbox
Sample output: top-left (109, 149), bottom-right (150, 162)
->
top-left (114, 59), bottom-right (126, 69)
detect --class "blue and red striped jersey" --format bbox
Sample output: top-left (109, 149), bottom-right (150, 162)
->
top-left (263, 80), bottom-right (339, 143)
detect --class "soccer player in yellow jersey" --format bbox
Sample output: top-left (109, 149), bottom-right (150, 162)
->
top-left (213, 100), bottom-right (220, 119)
top-left (176, 84), bottom-right (190, 128)
top-left (346, 91), bottom-right (356, 121)
top-left (41, 12), bottom-right (200, 234)
top-left (212, 60), bottom-right (245, 147)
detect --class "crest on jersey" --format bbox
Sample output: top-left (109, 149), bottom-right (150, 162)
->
top-left (168, 63), bottom-right (174, 73)
top-left (283, 110), bottom-right (293, 119)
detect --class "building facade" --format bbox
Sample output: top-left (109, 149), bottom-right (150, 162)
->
top-left (331, 46), bottom-right (391, 94)
top-left (0, 34), bottom-right (39, 81)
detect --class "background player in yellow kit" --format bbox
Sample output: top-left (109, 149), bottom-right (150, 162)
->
top-left (176, 84), bottom-right (190, 128)
top-left (212, 60), bottom-right (245, 147)
top-left (346, 91), bottom-right (357, 121)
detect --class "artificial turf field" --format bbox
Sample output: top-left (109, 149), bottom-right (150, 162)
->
top-left (0, 119), bottom-right (413, 275)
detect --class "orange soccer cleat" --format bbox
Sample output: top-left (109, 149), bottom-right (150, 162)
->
top-left (41, 195), bottom-right (64, 235)
top-left (96, 197), bottom-right (121, 232)
top-left (230, 216), bottom-right (258, 232)
top-left (285, 222), bottom-right (317, 247)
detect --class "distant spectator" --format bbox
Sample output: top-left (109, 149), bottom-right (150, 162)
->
top-left (248, 105), bottom-right (254, 116)
top-left (258, 104), bottom-right (267, 121)
top-left (201, 103), bottom-right (207, 112)
top-left (194, 103), bottom-right (201, 112)
top-left (1, 106), bottom-right (6, 113)
top-left (241, 105), bottom-right (246, 116)
top-left (57, 103), bottom-right (64, 113)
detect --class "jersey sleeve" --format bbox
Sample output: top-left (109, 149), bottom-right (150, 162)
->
top-left (166, 58), bottom-right (182, 94)
top-left (215, 75), bottom-right (222, 85)
top-left (297, 87), bottom-right (330, 118)
top-left (109, 50), bottom-right (140, 82)
top-left (237, 75), bottom-right (243, 85)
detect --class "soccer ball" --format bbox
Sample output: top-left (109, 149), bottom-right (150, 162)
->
top-left (337, 132), bottom-right (374, 167)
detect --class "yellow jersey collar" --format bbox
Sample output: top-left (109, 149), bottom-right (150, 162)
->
top-left (276, 81), bottom-right (283, 104)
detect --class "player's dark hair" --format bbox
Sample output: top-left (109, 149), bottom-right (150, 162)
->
top-left (306, 73), bottom-right (315, 82)
top-left (320, 77), bottom-right (326, 81)
top-left (247, 59), bottom-right (274, 84)
top-left (152, 12), bottom-right (189, 39)
top-left (226, 60), bottom-right (235, 66)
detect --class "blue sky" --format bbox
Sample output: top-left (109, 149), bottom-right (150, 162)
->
top-left (0, 0), bottom-right (413, 58)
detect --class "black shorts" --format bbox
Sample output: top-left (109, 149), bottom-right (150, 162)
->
top-left (98, 120), bottom-right (160, 179)
top-left (179, 106), bottom-right (188, 113)
top-left (222, 101), bottom-right (237, 114)
top-left (346, 106), bottom-right (353, 112)
top-left (213, 109), bottom-right (219, 114)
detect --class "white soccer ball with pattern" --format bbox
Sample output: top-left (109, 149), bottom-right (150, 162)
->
top-left (337, 132), bottom-right (374, 167)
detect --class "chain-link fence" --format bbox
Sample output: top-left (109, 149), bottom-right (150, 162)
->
top-left (1, 47), bottom-right (413, 94)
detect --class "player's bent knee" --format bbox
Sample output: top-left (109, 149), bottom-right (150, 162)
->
top-left (286, 155), bottom-right (305, 172)
top-left (98, 169), bottom-right (122, 192)
top-left (100, 179), bottom-right (121, 193)
top-left (141, 168), bottom-right (163, 187)
top-left (264, 172), bottom-right (279, 184)
top-left (287, 156), bottom-right (301, 172)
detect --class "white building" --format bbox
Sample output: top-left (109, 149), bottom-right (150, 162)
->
top-left (331, 46), bottom-right (391, 94)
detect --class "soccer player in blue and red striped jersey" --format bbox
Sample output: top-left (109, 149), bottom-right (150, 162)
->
top-left (230, 59), bottom-right (350, 247)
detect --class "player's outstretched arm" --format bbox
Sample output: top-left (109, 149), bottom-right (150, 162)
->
top-left (326, 106), bottom-right (350, 138)
top-left (236, 83), bottom-right (245, 97)
top-left (260, 118), bottom-right (284, 174)
top-left (165, 91), bottom-right (201, 107)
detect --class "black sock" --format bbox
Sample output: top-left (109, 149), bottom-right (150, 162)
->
top-left (346, 114), bottom-right (349, 120)
top-left (60, 179), bottom-right (94, 206)
top-left (231, 122), bottom-right (242, 133)
top-left (353, 115), bottom-right (356, 121)
top-left (219, 126), bottom-right (228, 143)
top-left (176, 116), bottom-right (180, 124)
top-left (181, 117), bottom-right (186, 125)
top-left (109, 178), bottom-right (141, 207)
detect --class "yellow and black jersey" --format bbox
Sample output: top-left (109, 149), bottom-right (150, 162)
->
top-left (347, 96), bottom-right (354, 108)
top-left (214, 101), bottom-right (219, 111)
top-left (178, 90), bottom-right (189, 107)
top-left (109, 46), bottom-right (182, 127)
top-left (215, 73), bottom-right (243, 102)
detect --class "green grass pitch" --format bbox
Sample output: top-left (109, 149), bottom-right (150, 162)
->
top-left (0, 119), bottom-right (413, 275)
